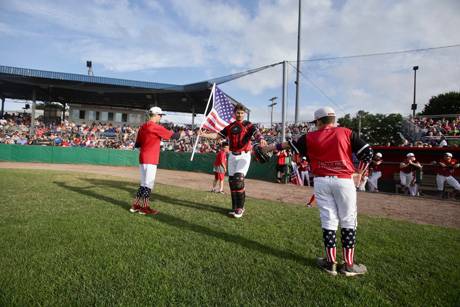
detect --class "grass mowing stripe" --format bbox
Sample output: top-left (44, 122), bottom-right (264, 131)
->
top-left (0, 169), bottom-right (459, 306)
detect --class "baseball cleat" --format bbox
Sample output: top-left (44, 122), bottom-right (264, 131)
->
top-left (233, 208), bottom-right (245, 218)
top-left (129, 204), bottom-right (141, 213)
top-left (340, 263), bottom-right (367, 277)
top-left (316, 257), bottom-right (337, 276)
top-left (138, 207), bottom-right (160, 215)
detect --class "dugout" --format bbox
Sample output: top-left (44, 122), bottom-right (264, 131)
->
top-left (370, 146), bottom-right (460, 193)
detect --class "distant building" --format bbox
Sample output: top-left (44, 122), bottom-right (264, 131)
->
top-left (69, 104), bottom-right (146, 126)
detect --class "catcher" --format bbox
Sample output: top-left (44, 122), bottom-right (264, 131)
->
top-left (199, 103), bottom-right (267, 218)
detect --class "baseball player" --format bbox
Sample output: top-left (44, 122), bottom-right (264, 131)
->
top-left (129, 107), bottom-right (183, 215)
top-left (298, 157), bottom-right (311, 186)
top-left (436, 152), bottom-right (460, 198)
top-left (211, 142), bottom-right (229, 193)
top-left (367, 152), bottom-right (383, 192)
top-left (262, 106), bottom-right (373, 276)
top-left (199, 103), bottom-right (266, 218)
top-left (399, 153), bottom-right (422, 196)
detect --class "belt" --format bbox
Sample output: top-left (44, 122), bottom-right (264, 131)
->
top-left (315, 175), bottom-right (352, 179)
top-left (231, 151), bottom-right (249, 155)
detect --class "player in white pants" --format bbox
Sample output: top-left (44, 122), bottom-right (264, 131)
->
top-left (367, 152), bottom-right (383, 192)
top-left (436, 152), bottom-right (460, 198)
top-left (400, 153), bottom-right (422, 196)
top-left (199, 103), bottom-right (266, 218)
top-left (262, 106), bottom-right (372, 276)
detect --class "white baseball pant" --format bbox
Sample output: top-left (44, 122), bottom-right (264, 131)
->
top-left (140, 164), bottom-right (158, 189)
top-left (313, 176), bottom-right (357, 230)
top-left (228, 151), bottom-right (251, 176)
top-left (400, 171), bottom-right (418, 196)
top-left (436, 175), bottom-right (460, 191)
top-left (300, 171), bottom-right (310, 186)
top-left (367, 171), bottom-right (381, 192)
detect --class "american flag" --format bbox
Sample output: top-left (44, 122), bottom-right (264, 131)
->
top-left (202, 86), bottom-right (235, 132)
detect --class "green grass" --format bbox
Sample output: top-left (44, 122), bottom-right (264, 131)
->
top-left (0, 169), bottom-right (459, 306)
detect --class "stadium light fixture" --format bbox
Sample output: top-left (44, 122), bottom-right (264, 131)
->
top-left (412, 66), bottom-right (419, 117)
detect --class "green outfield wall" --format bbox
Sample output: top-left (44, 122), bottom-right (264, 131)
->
top-left (0, 144), bottom-right (276, 182)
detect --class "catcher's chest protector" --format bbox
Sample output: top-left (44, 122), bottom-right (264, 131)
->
top-left (228, 121), bottom-right (252, 152)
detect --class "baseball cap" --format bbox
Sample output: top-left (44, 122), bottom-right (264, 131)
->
top-left (375, 152), bottom-right (382, 158)
top-left (148, 106), bottom-right (166, 116)
top-left (309, 107), bottom-right (336, 123)
top-left (406, 153), bottom-right (415, 157)
top-left (444, 152), bottom-right (453, 157)
top-left (302, 156), bottom-right (307, 160)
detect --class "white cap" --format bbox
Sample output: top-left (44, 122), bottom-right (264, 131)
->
top-left (302, 156), bottom-right (307, 160)
top-left (375, 152), bottom-right (382, 158)
top-left (445, 152), bottom-right (453, 157)
top-left (310, 107), bottom-right (336, 122)
top-left (406, 152), bottom-right (415, 157)
top-left (148, 106), bottom-right (166, 115)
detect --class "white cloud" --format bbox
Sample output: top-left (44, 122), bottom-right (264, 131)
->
top-left (1, 0), bottom-right (459, 123)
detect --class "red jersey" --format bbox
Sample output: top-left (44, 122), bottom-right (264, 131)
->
top-left (437, 158), bottom-right (458, 176)
top-left (370, 159), bottom-right (383, 173)
top-left (293, 126), bottom-right (368, 177)
top-left (213, 150), bottom-right (227, 167)
top-left (219, 120), bottom-right (257, 153)
top-left (400, 160), bottom-right (419, 174)
top-left (277, 151), bottom-right (287, 165)
top-left (298, 160), bottom-right (309, 172)
top-left (136, 121), bottom-right (173, 164)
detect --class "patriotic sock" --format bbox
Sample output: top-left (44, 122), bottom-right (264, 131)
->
top-left (322, 229), bottom-right (337, 263)
top-left (341, 228), bottom-right (357, 267)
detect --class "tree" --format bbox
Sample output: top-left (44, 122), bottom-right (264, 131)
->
top-left (421, 92), bottom-right (460, 115)
top-left (338, 111), bottom-right (403, 146)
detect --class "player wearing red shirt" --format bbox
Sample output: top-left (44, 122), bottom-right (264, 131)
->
top-left (399, 153), bottom-right (422, 196)
top-left (199, 104), bottom-right (266, 218)
top-left (129, 107), bottom-right (177, 215)
top-left (367, 152), bottom-right (383, 192)
top-left (298, 156), bottom-right (311, 186)
top-left (211, 142), bottom-right (229, 193)
top-left (262, 107), bottom-right (373, 276)
top-left (436, 152), bottom-right (460, 197)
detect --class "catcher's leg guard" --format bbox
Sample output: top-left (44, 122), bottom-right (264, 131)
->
top-left (230, 173), bottom-right (245, 209)
top-left (229, 176), bottom-right (236, 211)
top-left (341, 228), bottom-right (356, 267)
top-left (322, 229), bottom-right (337, 263)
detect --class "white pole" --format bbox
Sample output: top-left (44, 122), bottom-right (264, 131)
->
top-left (190, 83), bottom-right (216, 161)
top-left (281, 61), bottom-right (287, 142)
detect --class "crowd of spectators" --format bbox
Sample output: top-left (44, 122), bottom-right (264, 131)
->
top-left (0, 112), bottom-right (314, 153)
top-left (408, 116), bottom-right (460, 147)
top-left (4, 111), bottom-right (460, 152)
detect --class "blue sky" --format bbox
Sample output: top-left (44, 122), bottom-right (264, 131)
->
top-left (1, 0), bottom-right (459, 124)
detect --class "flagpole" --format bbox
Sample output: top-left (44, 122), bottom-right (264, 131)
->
top-left (190, 83), bottom-right (216, 161)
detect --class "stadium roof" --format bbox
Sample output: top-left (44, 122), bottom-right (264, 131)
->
top-left (0, 63), bottom-right (280, 114)
top-left (0, 65), bottom-right (225, 114)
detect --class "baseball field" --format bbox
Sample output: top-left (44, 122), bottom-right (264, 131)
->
top-left (1, 166), bottom-right (459, 306)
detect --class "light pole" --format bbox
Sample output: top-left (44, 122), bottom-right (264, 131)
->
top-left (268, 97), bottom-right (278, 127)
top-left (294, 0), bottom-right (302, 124)
top-left (412, 66), bottom-right (419, 118)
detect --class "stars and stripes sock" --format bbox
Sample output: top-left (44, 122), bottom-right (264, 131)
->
top-left (322, 229), bottom-right (337, 263)
top-left (341, 228), bottom-right (357, 267)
